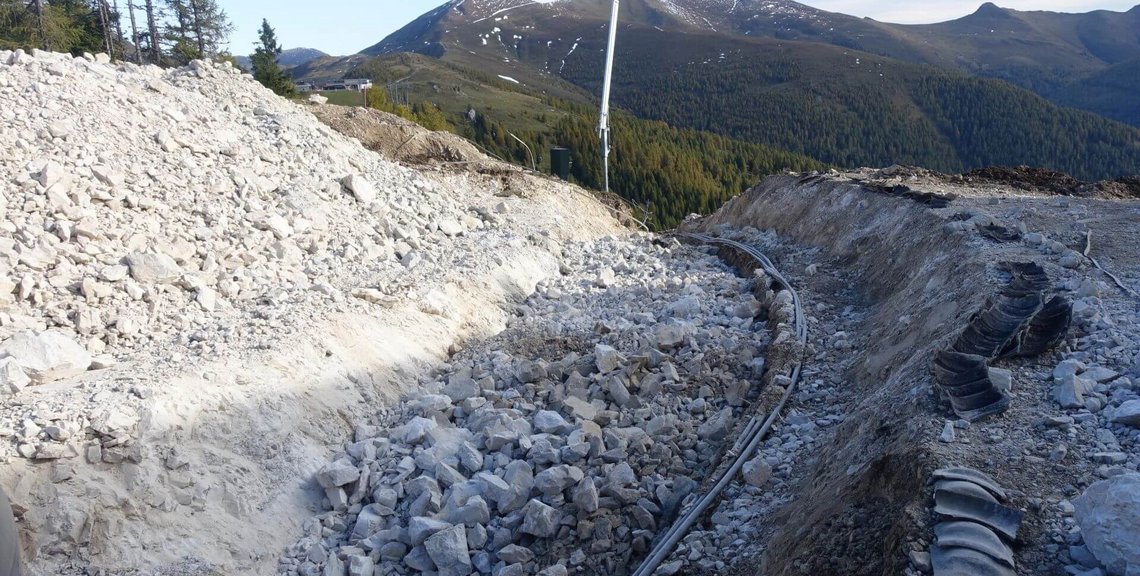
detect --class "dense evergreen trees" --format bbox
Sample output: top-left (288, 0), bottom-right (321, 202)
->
top-left (455, 100), bottom-right (824, 229)
top-left (560, 30), bottom-right (1140, 181)
top-left (0, 0), bottom-right (122, 55)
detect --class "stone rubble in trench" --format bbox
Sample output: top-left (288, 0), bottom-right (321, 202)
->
top-left (278, 237), bottom-right (774, 576)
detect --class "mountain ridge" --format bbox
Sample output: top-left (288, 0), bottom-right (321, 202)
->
top-left (298, 0), bottom-right (1140, 182)
top-left (235, 47), bottom-right (329, 72)
top-left (360, 0), bottom-right (1140, 126)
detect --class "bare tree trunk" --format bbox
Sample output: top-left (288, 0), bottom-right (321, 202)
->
top-left (127, 0), bottom-right (142, 63)
top-left (189, 0), bottom-right (203, 57)
top-left (112, 0), bottom-right (126, 59)
top-left (97, 0), bottom-right (113, 58)
top-left (31, 0), bottom-right (47, 51)
top-left (144, 0), bottom-right (160, 64)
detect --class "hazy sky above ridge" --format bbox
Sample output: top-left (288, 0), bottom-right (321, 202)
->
top-left (219, 0), bottom-right (1138, 56)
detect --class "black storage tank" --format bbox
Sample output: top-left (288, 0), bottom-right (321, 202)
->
top-left (550, 148), bottom-right (571, 180)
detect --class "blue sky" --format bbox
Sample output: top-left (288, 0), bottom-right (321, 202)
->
top-left (221, 0), bottom-right (449, 56)
top-left (220, 1), bottom-right (1138, 56)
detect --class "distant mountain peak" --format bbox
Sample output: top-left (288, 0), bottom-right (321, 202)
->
top-left (973, 2), bottom-right (1011, 17)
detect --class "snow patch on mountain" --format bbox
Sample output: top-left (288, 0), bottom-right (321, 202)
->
top-left (457, 0), bottom-right (568, 22)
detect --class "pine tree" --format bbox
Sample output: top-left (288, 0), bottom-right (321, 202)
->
top-left (158, 0), bottom-right (227, 64)
top-left (163, 0), bottom-right (193, 62)
top-left (191, 0), bottom-right (231, 59)
top-left (251, 19), bottom-right (295, 97)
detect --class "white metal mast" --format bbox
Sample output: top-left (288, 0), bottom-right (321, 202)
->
top-left (598, 0), bottom-right (620, 193)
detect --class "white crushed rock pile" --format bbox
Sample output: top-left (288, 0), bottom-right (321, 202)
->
top-left (0, 48), bottom-right (467, 360)
top-left (0, 48), bottom-right (623, 575)
top-left (278, 236), bottom-right (769, 576)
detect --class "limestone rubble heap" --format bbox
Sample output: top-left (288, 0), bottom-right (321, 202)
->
top-left (0, 46), bottom-right (500, 477)
top-left (0, 48), bottom-right (456, 362)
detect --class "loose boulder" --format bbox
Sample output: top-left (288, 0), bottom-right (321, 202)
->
top-left (0, 331), bottom-right (91, 384)
top-left (1073, 474), bottom-right (1140, 576)
top-left (125, 252), bottom-right (182, 284)
top-left (0, 358), bottom-right (31, 394)
top-left (424, 524), bottom-right (471, 576)
top-left (1111, 400), bottom-right (1140, 427)
top-left (342, 174), bottom-right (376, 203)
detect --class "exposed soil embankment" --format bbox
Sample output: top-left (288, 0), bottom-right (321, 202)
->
top-left (691, 175), bottom-right (989, 574)
top-left (687, 172), bottom-right (1140, 575)
top-left (310, 105), bottom-right (486, 167)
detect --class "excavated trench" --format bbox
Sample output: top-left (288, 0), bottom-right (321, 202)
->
top-left (273, 172), bottom-right (1091, 576)
top-left (657, 168), bottom-right (1140, 576)
top-left (683, 174), bottom-right (1000, 575)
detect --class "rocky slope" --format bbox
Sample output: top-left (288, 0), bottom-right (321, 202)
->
top-left (0, 47), bottom-right (625, 575)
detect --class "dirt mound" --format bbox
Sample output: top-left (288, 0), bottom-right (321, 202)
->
top-left (309, 105), bottom-right (652, 230)
top-left (309, 104), bottom-right (487, 166)
top-left (1097, 175), bottom-right (1140, 199)
top-left (958, 166), bottom-right (1140, 199)
top-left (963, 166), bottom-right (1084, 194)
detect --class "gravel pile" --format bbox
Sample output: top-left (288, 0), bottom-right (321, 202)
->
top-left (0, 48), bottom-right (487, 367)
top-left (0, 46), bottom-right (543, 471)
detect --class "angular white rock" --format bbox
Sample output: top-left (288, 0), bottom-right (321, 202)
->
top-left (0, 358), bottom-right (31, 394)
top-left (1112, 400), bottom-right (1140, 427)
top-left (342, 174), bottom-right (376, 203)
top-left (126, 252), bottom-right (181, 284)
top-left (0, 331), bottom-right (91, 384)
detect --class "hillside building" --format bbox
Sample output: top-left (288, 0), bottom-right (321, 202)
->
top-left (318, 79), bottom-right (372, 92)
